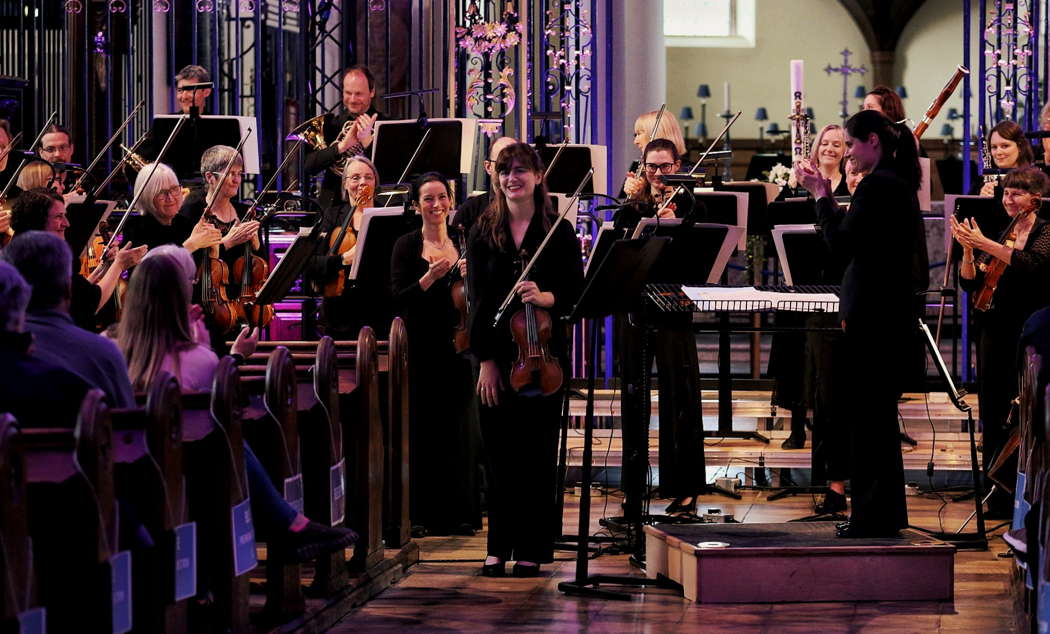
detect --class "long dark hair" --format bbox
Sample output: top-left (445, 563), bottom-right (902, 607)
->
top-left (989, 120), bottom-right (1035, 167)
top-left (866, 86), bottom-right (906, 123)
top-left (845, 109), bottom-right (921, 190)
top-left (477, 142), bottom-right (554, 249)
top-left (403, 171), bottom-right (453, 216)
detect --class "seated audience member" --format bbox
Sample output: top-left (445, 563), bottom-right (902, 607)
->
top-left (1, 231), bottom-right (135, 408)
top-left (9, 188), bottom-right (145, 330)
top-left (117, 245), bottom-right (358, 561)
top-left (0, 260), bottom-right (90, 425)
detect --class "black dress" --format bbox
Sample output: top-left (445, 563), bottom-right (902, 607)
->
top-left (816, 164), bottom-right (922, 535)
top-left (960, 217), bottom-right (1050, 515)
top-left (390, 228), bottom-right (481, 533)
top-left (467, 214), bottom-right (582, 563)
top-left (121, 212), bottom-right (193, 250)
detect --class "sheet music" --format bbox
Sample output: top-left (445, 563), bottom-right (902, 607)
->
top-left (681, 285), bottom-right (839, 311)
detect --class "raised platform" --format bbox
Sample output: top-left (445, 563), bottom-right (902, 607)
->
top-left (644, 521), bottom-right (956, 604)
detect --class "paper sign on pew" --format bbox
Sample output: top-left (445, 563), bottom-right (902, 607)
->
top-left (284, 474), bottom-right (305, 514)
top-left (331, 459), bottom-right (346, 526)
top-left (232, 498), bottom-right (258, 576)
top-left (111, 550), bottom-right (132, 633)
top-left (174, 522), bottom-right (197, 602)
top-left (17, 607), bottom-right (46, 634)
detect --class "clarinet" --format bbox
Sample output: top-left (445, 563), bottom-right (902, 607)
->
top-left (980, 125), bottom-right (998, 191)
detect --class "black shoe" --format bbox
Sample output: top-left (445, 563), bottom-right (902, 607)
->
top-left (282, 522), bottom-right (358, 563)
top-left (512, 562), bottom-right (541, 577)
top-left (665, 496), bottom-right (697, 515)
top-left (780, 434), bottom-right (806, 449)
top-left (481, 560), bottom-right (506, 577)
top-left (410, 525), bottom-right (428, 539)
top-left (813, 490), bottom-right (848, 514)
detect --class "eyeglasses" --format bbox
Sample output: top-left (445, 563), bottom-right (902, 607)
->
top-left (643, 162), bottom-right (676, 174)
top-left (41, 144), bottom-right (70, 154)
top-left (156, 185), bottom-right (182, 200)
top-left (346, 174), bottom-right (374, 183)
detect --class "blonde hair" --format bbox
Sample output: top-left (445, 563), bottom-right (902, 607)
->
top-left (809, 124), bottom-right (845, 166)
top-left (16, 161), bottom-right (57, 192)
top-left (634, 110), bottom-right (686, 155)
top-left (133, 162), bottom-right (180, 218)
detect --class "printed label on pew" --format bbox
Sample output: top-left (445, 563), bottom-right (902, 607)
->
top-left (111, 550), bottom-right (133, 634)
top-left (1014, 471), bottom-right (1029, 532)
top-left (330, 459), bottom-right (346, 525)
top-left (174, 522), bottom-right (197, 601)
top-left (1038, 579), bottom-right (1050, 633)
top-left (232, 498), bottom-right (258, 576)
top-left (17, 607), bottom-right (46, 634)
top-left (284, 474), bottom-right (305, 514)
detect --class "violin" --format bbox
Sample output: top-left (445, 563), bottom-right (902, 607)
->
top-left (231, 207), bottom-right (273, 328)
top-left (323, 184), bottom-right (372, 297)
top-left (973, 209), bottom-right (1033, 311)
top-left (451, 232), bottom-right (469, 353)
top-left (198, 217), bottom-right (239, 334)
top-left (508, 254), bottom-right (562, 396)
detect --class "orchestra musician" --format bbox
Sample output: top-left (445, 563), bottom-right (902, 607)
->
top-left (174, 65), bottom-right (212, 115)
top-left (620, 109), bottom-right (687, 196)
top-left (616, 137), bottom-right (704, 516)
top-left (974, 121), bottom-right (1034, 196)
top-left (0, 119), bottom-right (18, 211)
top-left (454, 136), bottom-right (517, 234)
top-left (304, 65), bottom-right (384, 210)
top-left (468, 142), bottom-right (582, 577)
top-left (952, 166), bottom-right (1050, 518)
top-left (862, 86), bottom-right (906, 123)
top-left (9, 188), bottom-right (144, 331)
top-left (36, 123), bottom-right (78, 192)
top-left (122, 162), bottom-right (222, 253)
top-left (390, 171), bottom-right (481, 537)
top-left (794, 109), bottom-right (923, 538)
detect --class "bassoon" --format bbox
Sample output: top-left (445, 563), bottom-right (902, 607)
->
top-left (913, 65), bottom-right (968, 140)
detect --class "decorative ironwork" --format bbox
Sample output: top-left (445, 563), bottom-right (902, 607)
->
top-left (982, 0), bottom-right (1034, 120)
top-left (541, 2), bottom-right (593, 142)
top-left (456, 1), bottom-right (522, 131)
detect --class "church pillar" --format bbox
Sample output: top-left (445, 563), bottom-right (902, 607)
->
top-left (871, 50), bottom-right (895, 88)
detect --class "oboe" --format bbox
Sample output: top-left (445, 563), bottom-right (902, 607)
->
top-left (979, 124), bottom-right (998, 190)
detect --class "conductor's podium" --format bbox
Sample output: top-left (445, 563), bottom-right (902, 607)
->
top-left (644, 522), bottom-right (956, 603)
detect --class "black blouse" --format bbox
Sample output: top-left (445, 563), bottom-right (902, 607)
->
top-left (467, 213), bottom-right (583, 370)
top-left (390, 228), bottom-right (462, 355)
top-left (960, 216), bottom-right (1050, 325)
top-left (121, 212), bottom-right (193, 251)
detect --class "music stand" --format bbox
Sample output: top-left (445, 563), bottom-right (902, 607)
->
top-left (693, 191), bottom-right (747, 249)
top-left (255, 225), bottom-right (325, 306)
top-left (534, 144), bottom-right (608, 196)
top-left (371, 118), bottom-right (478, 183)
top-left (347, 207), bottom-right (420, 333)
top-left (558, 236), bottom-right (674, 601)
top-left (65, 199), bottom-right (117, 260)
top-left (630, 219), bottom-right (742, 284)
top-left (584, 221), bottom-right (626, 277)
top-left (150, 115), bottom-right (259, 180)
top-left (765, 199), bottom-right (817, 233)
top-left (770, 224), bottom-right (826, 286)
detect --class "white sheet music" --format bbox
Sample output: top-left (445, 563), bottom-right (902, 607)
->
top-left (681, 286), bottom-right (839, 312)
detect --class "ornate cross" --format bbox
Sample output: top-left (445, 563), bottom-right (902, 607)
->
top-left (824, 49), bottom-right (867, 125)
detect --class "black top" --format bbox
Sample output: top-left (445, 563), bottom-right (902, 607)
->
top-left (306, 202), bottom-right (359, 285)
top-left (390, 228), bottom-right (463, 357)
top-left (467, 214), bottom-right (583, 370)
top-left (303, 107), bottom-right (385, 210)
top-left (613, 187), bottom-right (697, 231)
top-left (70, 271), bottom-right (103, 332)
top-left (0, 331), bottom-right (91, 427)
top-left (455, 192), bottom-right (492, 235)
top-left (816, 165), bottom-right (922, 334)
top-left (178, 197), bottom-right (256, 299)
top-left (960, 216), bottom-right (1050, 326)
top-left (121, 212), bottom-right (194, 250)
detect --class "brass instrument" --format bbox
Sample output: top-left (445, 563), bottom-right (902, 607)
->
top-left (289, 113), bottom-right (357, 176)
top-left (118, 143), bottom-right (149, 172)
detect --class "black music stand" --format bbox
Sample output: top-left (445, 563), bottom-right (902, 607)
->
top-left (255, 225), bottom-right (325, 308)
top-left (371, 120), bottom-right (464, 183)
top-left (147, 115), bottom-right (246, 181)
top-left (558, 236), bottom-right (674, 601)
top-left (65, 199), bottom-right (116, 260)
top-left (535, 145), bottom-right (597, 196)
top-left (347, 208), bottom-right (421, 333)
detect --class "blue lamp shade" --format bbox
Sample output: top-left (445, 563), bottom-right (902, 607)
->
top-left (947, 107), bottom-right (960, 120)
top-left (809, 122), bottom-right (817, 134)
top-left (695, 122), bottom-right (708, 138)
top-left (896, 85), bottom-right (908, 99)
top-left (805, 107), bottom-right (815, 119)
top-left (940, 123), bottom-right (954, 137)
top-left (697, 84), bottom-right (711, 99)
top-left (679, 106), bottom-right (695, 120)
top-left (766, 122), bottom-right (782, 134)
top-left (854, 84), bottom-right (867, 98)
top-left (754, 107), bottom-right (769, 121)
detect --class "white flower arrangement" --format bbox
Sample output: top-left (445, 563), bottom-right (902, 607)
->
top-left (765, 163), bottom-right (792, 187)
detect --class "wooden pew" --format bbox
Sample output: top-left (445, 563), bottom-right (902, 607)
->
top-left (23, 389), bottom-right (116, 633)
top-left (180, 357), bottom-right (251, 634)
top-left (0, 414), bottom-right (43, 631)
top-left (383, 317), bottom-right (411, 548)
top-left (112, 371), bottom-right (187, 634)
top-left (346, 326), bottom-right (385, 571)
top-left (241, 346), bottom-right (306, 620)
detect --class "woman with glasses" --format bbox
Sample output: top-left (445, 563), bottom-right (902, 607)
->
top-left (123, 162), bottom-right (222, 253)
top-left (617, 139), bottom-right (693, 228)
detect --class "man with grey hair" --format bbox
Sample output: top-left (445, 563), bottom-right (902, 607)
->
top-left (174, 64), bottom-right (212, 115)
top-left (0, 260), bottom-right (91, 426)
top-left (2, 231), bottom-right (135, 408)
top-left (453, 136), bottom-right (517, 233)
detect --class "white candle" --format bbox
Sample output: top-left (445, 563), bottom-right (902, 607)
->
top-left (724, 81), bottom-right (731, 113)
top-left (790, 59), bottom-right (804, 102)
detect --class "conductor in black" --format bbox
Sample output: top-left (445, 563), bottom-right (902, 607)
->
top-left (794, 109), bottom-right (923, 538)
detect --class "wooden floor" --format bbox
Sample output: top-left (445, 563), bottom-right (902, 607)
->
top-left (328, 489), bottom-right (1018, 633)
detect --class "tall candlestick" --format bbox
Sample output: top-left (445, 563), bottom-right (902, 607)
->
top-left (724, 81), bottom-right (731, 113)
top-left (790, 60), bottom-right (804, 108)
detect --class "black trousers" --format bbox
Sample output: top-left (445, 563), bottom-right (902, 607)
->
top-left (619, 315), bottom-right (705, 517)
top-left (479, 388), bottom-right (561, 563)
top-left (807, 317), bottom-right (850, 483)
top-left (843, 327), bottom-right (909, 532)
top-left (976, 318), bottom-right (1024, 514)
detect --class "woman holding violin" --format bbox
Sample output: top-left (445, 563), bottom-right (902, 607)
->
top-left (390, 172), bottom-right (480, 537)
top-left (308, 155), bottom-right (379, 338)
top-left (123, 162), bottom-right (221, 253)
top-left (952, 166), bottom-right (1050, 518)
top-left (179, 145), bottom-right (260, 346)
top-left (468, 142), bottom-right (582, 577)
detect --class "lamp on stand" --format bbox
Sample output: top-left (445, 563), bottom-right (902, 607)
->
top-left (697, 84), bottom-right (711, 141)
top-left (854, 84), bottom-right (867, 108)
top-left (755, 107), bottom-right (768, 144)
top-left (679, 106), bottom-right (695, 143)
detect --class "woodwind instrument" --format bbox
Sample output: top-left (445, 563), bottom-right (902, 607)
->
top-left (980, 124), bottom-right (998, 190)
top-left (913, 66), bottom-right (968, 140)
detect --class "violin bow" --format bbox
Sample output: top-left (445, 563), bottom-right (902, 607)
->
top-left (0, 131), bottom-right (23, 165)
top-left (202, 126), bottom-right (254, 219)
top-left (492, 167), bottom-right (594, 327)
top-left (651, 110), bottom-right (741, 218)
top-left (542, 140), bottom-right (569, 180)
top-left (72, 99), bottom-right (144, 193)
top-left (633, 104), bottom-right (667, 179)
top-left (0, 110), bottom-right (57, 202)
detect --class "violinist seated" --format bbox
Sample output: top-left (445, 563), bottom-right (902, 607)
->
top-left (615, 138), bottom-right (694, 230)
top-left (303, 65), bottom-right (384, 210)
top-left (971, 121), bottom-right (1034, 197)
top-left (178, 145), bottom-right (260, 340)
top-left (122, 162), bottom-right (222, 253)
top-left (390, 172), bottom-right (480, 537)
top-left (953, 166), bottom-right (1050, 519)
top-left (306, 155), bottom-right (386, 338)
top-left (9, 188), bottom-right (144, 332)
top-left (0, 260), bottom-right (91, 427)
